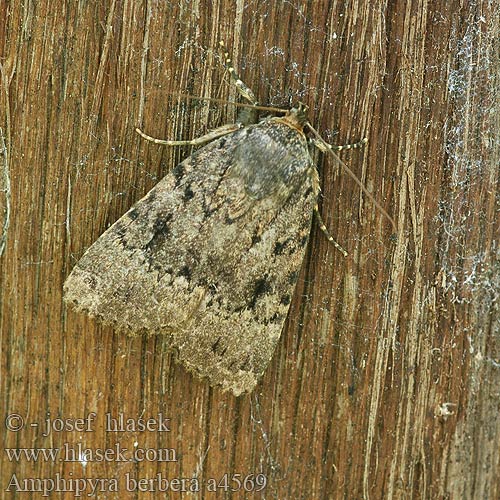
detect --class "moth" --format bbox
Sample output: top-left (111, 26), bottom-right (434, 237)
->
top-left (64, 43), bottom-right (391, 396)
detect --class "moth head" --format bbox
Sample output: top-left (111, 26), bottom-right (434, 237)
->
top-left (283, 102), bottom-right (309, 130)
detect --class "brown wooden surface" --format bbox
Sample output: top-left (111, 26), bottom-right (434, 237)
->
top-left (1, 1), bottom-right (499, 498)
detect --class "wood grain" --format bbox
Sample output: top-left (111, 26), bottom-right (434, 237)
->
top-left (1, 1), bottom-right (499, 498)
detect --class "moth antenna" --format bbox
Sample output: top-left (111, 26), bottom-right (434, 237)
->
top-left (307, 123), bottom-right (397, 232)
top-left (163, 92), bottom-right (288, 114)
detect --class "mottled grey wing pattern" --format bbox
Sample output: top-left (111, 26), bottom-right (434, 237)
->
top-left (64, 119), bottom-right (316, 395)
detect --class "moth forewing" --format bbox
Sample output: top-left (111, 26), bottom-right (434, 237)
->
top-left (64, 111), bottom-right (316, 395)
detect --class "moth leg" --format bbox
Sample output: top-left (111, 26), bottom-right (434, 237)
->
top-left (219, 40), bottom-right (258, 106)
top-left (311, 130), bottom-right (361, 255)
top-left (310, 136), bottom-right (368, 152)
top-left (135, 123), bottom-right (241, 146)
top-left (314, 203), bottom-right (348, 257)
top-left (307, 167), bottom-right (348, 257)
top-left (314, 205), bottom-right (348, 257)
